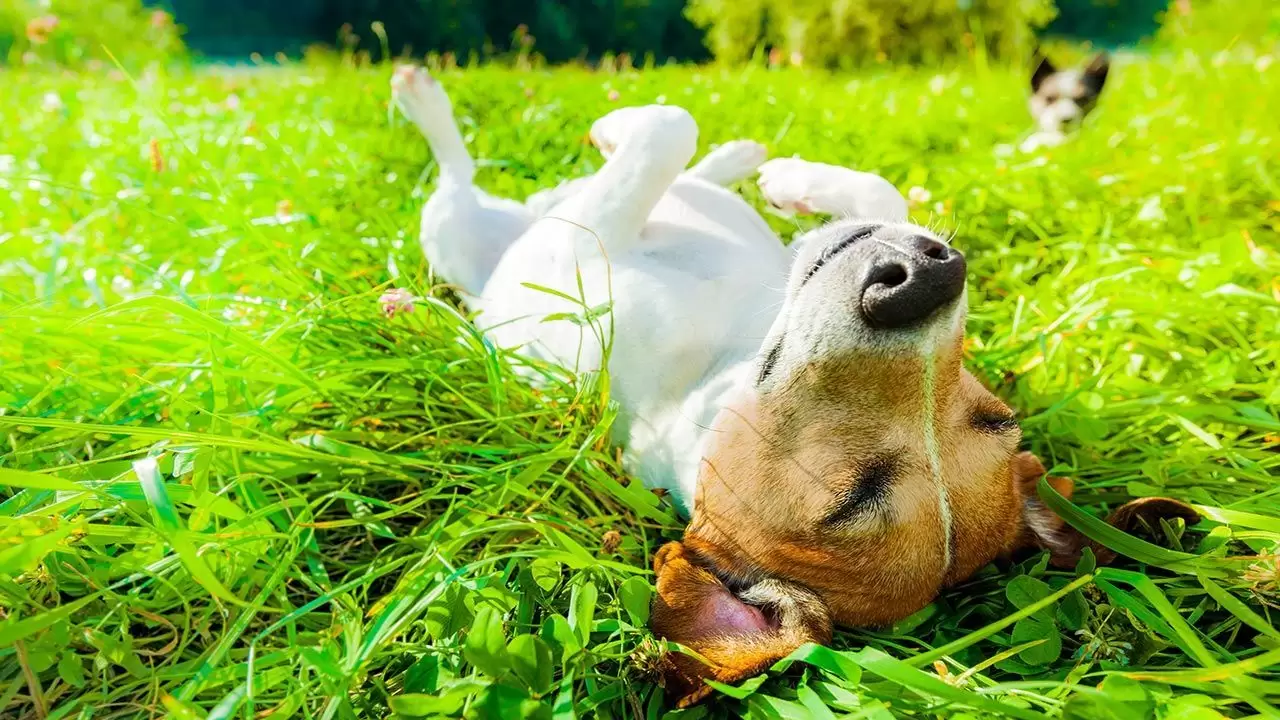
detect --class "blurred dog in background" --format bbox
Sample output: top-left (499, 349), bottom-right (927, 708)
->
top-left (1020, 52), bottom-right (1110, 152)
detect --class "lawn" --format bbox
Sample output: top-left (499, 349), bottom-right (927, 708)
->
top-left (1, 50), bottom-right (1278, 718)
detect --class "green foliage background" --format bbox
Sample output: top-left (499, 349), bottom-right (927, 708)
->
top-left (1, 0), bottom-right (181, 68)
top-left (685, 0), bottom-right (1056, 67)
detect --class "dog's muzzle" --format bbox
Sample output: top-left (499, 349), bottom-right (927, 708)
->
top-left (858, 235), bottom-right (966, 329)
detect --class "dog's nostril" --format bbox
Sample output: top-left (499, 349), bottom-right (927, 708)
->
top-left (906, 235), bottom-right (949, 261)
top-left (868, 262), bottom-right (908, 289)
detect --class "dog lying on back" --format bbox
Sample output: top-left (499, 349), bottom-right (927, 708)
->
top-left (390, 65), bottom-right (1194, 706)
top-left (1021, 52), bottom-right (1110, 152)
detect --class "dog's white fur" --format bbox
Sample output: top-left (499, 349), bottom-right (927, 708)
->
top-left (392, 67), bottom-right (919, 514)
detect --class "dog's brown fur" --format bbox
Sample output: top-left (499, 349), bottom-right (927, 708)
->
top-left (650, 321), bottom-right (1197, 706)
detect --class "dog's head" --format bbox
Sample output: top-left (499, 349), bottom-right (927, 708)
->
top-left (650, 220), bottom-right (1197, 706)
top-left (1029, 53), bottom-right (1109, 133)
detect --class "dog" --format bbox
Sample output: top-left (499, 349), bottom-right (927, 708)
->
top-left (1020, 52), bottom-right (1110, 152)
top-left (390, 65), bottom-right (1195, 706)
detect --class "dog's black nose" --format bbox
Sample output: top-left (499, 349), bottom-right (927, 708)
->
top-left (860, 235), bottom-right (966, 329)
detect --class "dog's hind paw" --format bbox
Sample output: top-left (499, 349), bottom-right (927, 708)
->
top-left (391, 65), bottom-right (453, 132)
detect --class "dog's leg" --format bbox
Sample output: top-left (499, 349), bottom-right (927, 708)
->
top-left (685, 140), bottom-right (768, 186)
top-left (524, 132), bottom-right (749, 221)
top-left (393, 66), bottom-right (531, 296)
top-left (757, 157), bottom-right (908, 222)
top-left (539, 105), bottom-right (698, 250)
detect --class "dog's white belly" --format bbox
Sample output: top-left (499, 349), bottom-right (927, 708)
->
top-left (476, 177), bottom-right (786, 511)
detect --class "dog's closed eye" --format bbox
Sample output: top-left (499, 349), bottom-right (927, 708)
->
top-left (757, 340), bottom-right (783, 383)
top-left (823, 455), bottom-right (897, 526)
top-left (971, 409), bottom-right (1019, 435)
top-left (802, 224), bottom-right (880, 286)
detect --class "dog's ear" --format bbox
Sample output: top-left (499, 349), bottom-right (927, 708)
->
top-left (649, 541), bottom-right (832, 707)
top-left (1031, 55), bottom-right (1057, 92)
top-left (1083, 52), bottom-right (1110, 94)
top-left (1010, 451), bottom-right (1200, 568)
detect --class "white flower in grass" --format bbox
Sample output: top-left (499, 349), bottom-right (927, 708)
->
top-left (907, 186), bottom-right (932, 208)
top-left (41, 92), bottom-right (63, 113)
top-left (379, 288), bottom-right (416, 318)
top-left (1137, 195), bottom-right (1166, 225)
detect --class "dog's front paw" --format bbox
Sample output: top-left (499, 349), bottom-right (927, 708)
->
top-left (589, 106), bottom-right (648, 157)
top-left (707, 139), bottom-right (768, 170)
top-left (689, 140), bottom-right (768, 184)
top-left (757, 158), bottom-right (818, 214)
top-left (589, 105), bottom-right (695, 159)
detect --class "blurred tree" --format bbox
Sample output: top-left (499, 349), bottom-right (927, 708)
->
top-left (165, 0), bottom-right (710, 62)
top-left (1047, 0), bottom-right (1165, 46)
top-left (168, 0), bottom-right (325, 57)
top-left (686, 0), bottom-right (1057, 67)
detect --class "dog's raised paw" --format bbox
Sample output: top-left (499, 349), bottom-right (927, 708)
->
top-left (391, 64), bottom-right (436, 96)
top-left (392, 66), bottom-right (445, 110)
top-left (691, 140), bottom-right (768, 184)
top-left (589, 105), bottom-right (696, 160)
top-left (589, 106), bottom-right (647, 157)
top-left (756, 158), bottom-right (817, 214)
top-left (391, 65), bottom-right (456, 137)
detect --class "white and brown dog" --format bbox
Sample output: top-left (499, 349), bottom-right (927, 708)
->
top-left (1021, 52), bottom-right (1110, 152)
top-left (391, 66), bottom-right (1194, 705)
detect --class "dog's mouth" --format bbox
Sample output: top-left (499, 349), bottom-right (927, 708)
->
top-left (801, 224), bottom-right (880, 286)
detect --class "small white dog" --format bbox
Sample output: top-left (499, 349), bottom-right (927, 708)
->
top-left (389, 66), bottom-right (1196, 704)
top-left (1020, 53), bottom-right (1110, 152)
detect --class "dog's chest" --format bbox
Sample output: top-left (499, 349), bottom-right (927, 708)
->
top-left (476, 180), bottom-right (787, 502)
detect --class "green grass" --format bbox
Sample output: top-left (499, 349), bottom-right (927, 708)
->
top-left (1, 50), bottom-right (1279, 719)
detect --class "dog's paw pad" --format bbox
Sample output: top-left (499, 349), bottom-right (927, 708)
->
top-left (391, 65), bottom-right (455, 134)
top-left (757, 158), bottom-right (817, 214)
top-left (589, 108), bottom-right (641, 158)
top-left (392, 66), bottom-right (446, 107)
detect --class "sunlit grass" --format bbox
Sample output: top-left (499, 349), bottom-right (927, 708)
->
top-left (1, 51), bottom-right (1278, 718)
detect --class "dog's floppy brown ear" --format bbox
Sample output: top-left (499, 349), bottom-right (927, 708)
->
top-left (649, 541), bottom-right (832, 707)
top-left (1011, 451), bottom-right (1200, 568)
top-left (1031, 55), bottom-right (1057, 91)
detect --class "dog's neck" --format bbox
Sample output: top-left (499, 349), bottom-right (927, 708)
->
top-left (675, 355), bottom-right (760, 515)
top-left (621, 351), bottom-right (758, 517)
